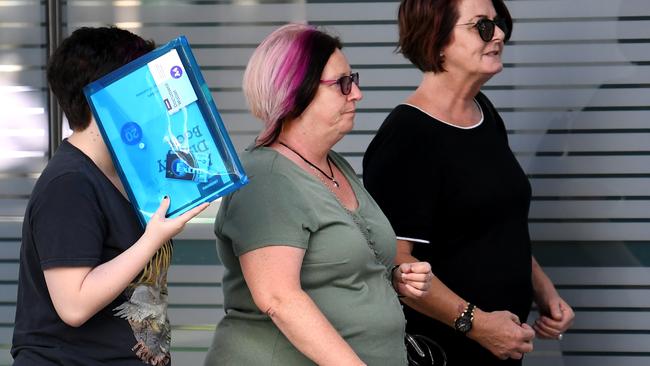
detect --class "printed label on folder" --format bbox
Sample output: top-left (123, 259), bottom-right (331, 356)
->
top-left (147, 49), bottom-right (198, 115)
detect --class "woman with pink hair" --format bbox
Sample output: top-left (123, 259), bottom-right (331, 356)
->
top-left (203, 24), bottom-right (433, 365)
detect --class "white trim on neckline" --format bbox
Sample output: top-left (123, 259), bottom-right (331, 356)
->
top-left (396, 236), bottom-right (430, 244)
top-left (401, 99), bottom-right (484, 130)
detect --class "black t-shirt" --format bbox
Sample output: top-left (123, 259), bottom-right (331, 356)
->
top-left (11, 140), bottom-right (150, 365)
top-left (363, 93), bottom-right (534, 365)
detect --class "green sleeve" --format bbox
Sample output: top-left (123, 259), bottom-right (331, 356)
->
top-left (217, 171), bottom-right (317, 256)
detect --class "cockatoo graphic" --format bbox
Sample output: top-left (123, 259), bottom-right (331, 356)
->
top-left (114, 241), bottom-right (173, 365)
top-left (115, 282), bottom-right (171, 365)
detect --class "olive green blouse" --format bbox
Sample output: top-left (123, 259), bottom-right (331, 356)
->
top-left (204, 146), bottom-right (407, 366)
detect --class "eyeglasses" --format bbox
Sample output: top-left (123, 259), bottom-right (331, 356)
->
top-left (320, 72), bottom-right (359, 95)
top-left (457, 17), bottom-right (509, 42)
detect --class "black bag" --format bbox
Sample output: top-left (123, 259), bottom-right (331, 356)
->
top-left (405, 333), bottom-right (447, 366)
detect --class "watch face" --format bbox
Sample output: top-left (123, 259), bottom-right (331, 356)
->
top-left (456, 317), bottom-right (472, 333)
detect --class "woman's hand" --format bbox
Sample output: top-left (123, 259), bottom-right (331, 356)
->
top-left (469, 308), bottom-right (535, 360)
top-left (531, 256), bottom-right (575, 340)
top-left (392, 262), bottom-right (433, 298)
top-left (143, 196), bottom-right (210, 244)
top-left (533, 293), bottom-right (575, 340)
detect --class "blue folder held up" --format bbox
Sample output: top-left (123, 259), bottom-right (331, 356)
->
top-left (84, 35), bottom-right (248, 226)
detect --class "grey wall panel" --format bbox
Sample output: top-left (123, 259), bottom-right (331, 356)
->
top-left (546, 267), bottom-right (650, 286)
top-left (67, 3), bottom-right (307, 23)
top-left (0, 90), bottom-right (46, 107)
top-left (0, 177), bottom-right (37, 197)
top-left (0, 157), bottom-right (47, 174)
top-left (168, 286), bottom-right (224, 306)
top-left (0, 27), bottom-right (44, 45)
top-left (530, 223), bottom-right (650, 241)
top-left (1, 140), bottom-right (48, 160)
top-left (510, 21), bottom-right (650, 42)
top-left (170, 352), bottom-right (212, 365)
top-left (515, 156), bottom-right (650, 175)
top-left (223, 110), bottom-right (650, 134)
top-left (561, 334), bottom-right (650, 353)
top-left (490, 65), bottom-right (650, 86)
top-left (0, 222), bottom-right (22, 240)
top-left (313, 24), bottom-right (400, 43)
top-left (67, 2), bottom-right (399, 23)
top-left (71, 25), bottom-right (287, 44)
top-left (562, 357), bottom-right (650, 366)
top-left (0, 199), bottom-right (28, 217)
top-left (172, 330), bottom-right (216, 349)
top-left (499, 111), bottom-right (650, 130)
top-left (529, 201), bottom-right (650, 219)
top-left (193, 48), bottom-right (255, 68)
top-left (0, 71), bottom-right (47, 88)
top-left (208, 90), bottom-right (246, 110)
top-left (174, 220), bottom-right (218, 240)
top-left (530, 178), bottom-right (650, 196)
top-left (507, 133), bottom-right (650, 153)
top-left (0, 241), bottom-right (20, 260)
top-left (509, 0), bottom-right (649, 18)
top-left (0, 48), bottom-right (46, 66)
top-left (219, 112), bottom-right (269, 133)
top-left (202, 70), bottom-right (246, 90)
top-left (0, 3), bottom-right (44, 23)
top-left (168, 308), bottom-right (224, 327)
top-left (169, 264), bottom-right (224, 284)
top-left (561, 289), bottom-right (650, 308)
top-left (505, 43), bottom-right (650, 64)
top-left (0, 327), bottom-right (10, 345)
top-left (567, 311), bottom-right (650, 331)
top-left (0, 285), bottom-right (16, 303)
top-left (0, 112), bottom-right (47, 131)
top-left (62, 23), bottom-right (403, 44)
top-left (0, 263), bottom-right (17, 282)
top-left (0, 306), bottom-right (14, 323)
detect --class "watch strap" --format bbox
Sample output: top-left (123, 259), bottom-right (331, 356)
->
top-left (454, 302), bottom-right (476, 335)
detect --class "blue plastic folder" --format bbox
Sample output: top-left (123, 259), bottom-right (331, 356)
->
top-left (84, 36), bottom-right (248, 226)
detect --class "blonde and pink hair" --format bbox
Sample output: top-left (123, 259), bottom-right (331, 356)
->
top-left (243, 23), bottom-right (342, 146)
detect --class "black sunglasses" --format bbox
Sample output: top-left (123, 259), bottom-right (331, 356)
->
top-left (457, 17), bottom-right (509, 42)
top-left (320, 72), bottom-right (359, 95)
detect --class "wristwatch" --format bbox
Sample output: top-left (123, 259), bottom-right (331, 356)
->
top-left (454, 303), bottom-right (476, 335)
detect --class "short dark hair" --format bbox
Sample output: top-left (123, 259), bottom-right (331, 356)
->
top-left (243, 24), bottom-right (342, 146)
top-left (47, 27), bottom-right (155, 131)
top-left (398, 0), bottom-right (512, 73)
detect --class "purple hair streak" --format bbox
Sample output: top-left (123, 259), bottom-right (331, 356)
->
top-left (242, 24), bottom-right (341, 146)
